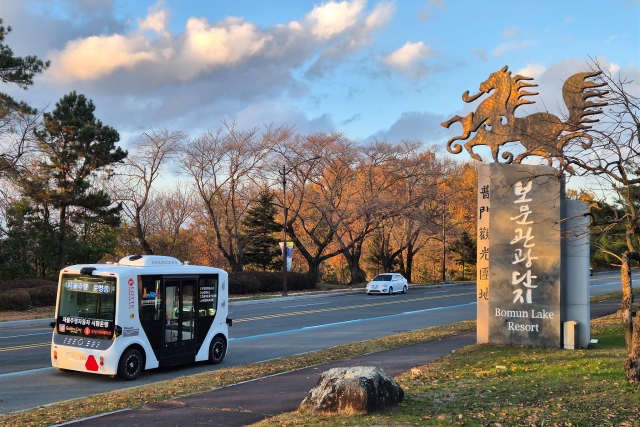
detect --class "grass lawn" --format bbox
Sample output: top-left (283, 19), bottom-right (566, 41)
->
top-left (253, 314), bottom-right (639, 427)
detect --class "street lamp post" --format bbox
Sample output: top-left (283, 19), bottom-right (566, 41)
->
top-left (441, 192), bottom-right (446, 283)
top-left (279, 156), bottom-right (320, 296)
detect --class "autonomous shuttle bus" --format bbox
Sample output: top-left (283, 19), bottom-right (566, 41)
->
top-left (50, 255), bottom-right (231, 380)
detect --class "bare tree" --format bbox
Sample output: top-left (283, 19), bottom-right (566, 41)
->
top-left (109, 128), bottom-right (185, 254)
top-left (564, 59), bottom-right (640, 383)
top-left (369, 148), bottom-right (448, 282)
top-left (272, 132), bottom-right (342, 282)
top-left (147, 184), bottom-right (194, 258)
top-left (181, 122), bottom-right (291, 271)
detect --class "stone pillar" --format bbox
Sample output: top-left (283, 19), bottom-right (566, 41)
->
top-left (561, 199), bottom-right (590, 348)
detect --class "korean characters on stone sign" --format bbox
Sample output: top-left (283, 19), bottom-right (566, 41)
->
top-left (510, 181), bottom-right (539, 304)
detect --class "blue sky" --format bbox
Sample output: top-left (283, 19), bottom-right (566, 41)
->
top-left (1, 0), bottom-right (638, 157)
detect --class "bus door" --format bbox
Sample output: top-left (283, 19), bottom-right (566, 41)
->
top-left (163, 278), bottom-right (196, 363)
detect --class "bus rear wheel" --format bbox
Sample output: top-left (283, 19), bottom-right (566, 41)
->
top-left (208, 336), bottom-right (226, 365)
top-left (118, 348), bottom-right (143, 381)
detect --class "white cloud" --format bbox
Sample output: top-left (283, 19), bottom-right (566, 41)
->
top-left (48, 33), bottom-right (157, 82)
top-left (179, 17), bottom-right (273, 79)
top-left (304, 1), bottom-right (396, 78)
top-left (306, 0), bottom-right (366, 40)
top-left (46, 0), bottom-right (394, 85)
top-left (365, 1), bottom-right (395, 30)
top-left (608, 62), bottom-right (621, 75)
top-left (515, 64), bottom-right (546, 79)
top-left (492, 40), bottom-right (534, 57)
top-left (138, 1), bottom-right (170, 36)
top-left (383, 41), bottom-right (433, 70)
top-left (502, 26), bottom-right (518, 39)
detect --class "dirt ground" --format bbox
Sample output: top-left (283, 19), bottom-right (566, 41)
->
top-left (0, 306), bottom-right (55, 322)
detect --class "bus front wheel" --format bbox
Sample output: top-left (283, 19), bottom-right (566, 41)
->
top-left (208, 336), bottom-right (226, 365)
top-left (118, 348), bottom-right (143, 381)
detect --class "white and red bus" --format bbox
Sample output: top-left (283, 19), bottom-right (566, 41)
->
top-left (50, 255), bottom-right (231, 380)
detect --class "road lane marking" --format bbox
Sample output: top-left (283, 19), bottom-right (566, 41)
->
top-left (234, 292), bottom-right (474, 323)
top-left (0, 366), bottom-right (53, 378)
top-left (229, 302), bottom-right (476, 342)
top-left (0, 332), bottom-right (51, 339)
top-left (280, 302), bottom-right (331, 309)
top-left (0, 342), bottom-right (50, 352)
top-left (590, 282), bottom-right (624, 288)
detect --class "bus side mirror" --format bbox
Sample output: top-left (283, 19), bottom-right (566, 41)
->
top-left (226, 317), bottom-right (232, 327)
top-left (115, 325), bottom-right (123, 337)
top-left (49, 321), bottom-right (56, 329)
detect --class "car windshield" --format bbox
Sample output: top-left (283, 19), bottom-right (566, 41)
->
top-left (373, 275), bottom-right (393, 281)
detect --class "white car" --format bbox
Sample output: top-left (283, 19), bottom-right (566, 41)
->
top-left (366, 273), bottom-right (408, 295)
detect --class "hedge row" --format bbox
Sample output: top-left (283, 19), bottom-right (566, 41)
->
top-left (0, 279), bottom-right (57, 293)
top-left (0, 272), bottom-right (315, 309)
top-left (0, 285), bottom-right (57, 311)
top-left (229, 271), bottom-right (315, 295)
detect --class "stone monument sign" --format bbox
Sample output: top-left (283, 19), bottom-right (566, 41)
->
top-left (442, 65), bottom-right (606, 348)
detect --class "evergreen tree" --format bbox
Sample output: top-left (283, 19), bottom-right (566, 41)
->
top-left (240, 192), bottom-right (282, 271)
top-left (0, 19), bottom-right (49, 90)
top-left (0, 199), bottom-right (58, 280)
top-left (448, 230), bottom-right (477, 280)
top-left (22, 92), bottom-right (127, 269)
top-left (0, 19), bottom-right (50, 173)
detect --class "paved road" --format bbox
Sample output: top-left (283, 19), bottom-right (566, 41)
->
top-left (0, 270), bottom-right (635, 415)
top-left (0, 283), bottom-right (475, 414)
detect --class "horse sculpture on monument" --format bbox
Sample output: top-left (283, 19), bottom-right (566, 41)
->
top-left (441, 66), bottom-right (608, 170)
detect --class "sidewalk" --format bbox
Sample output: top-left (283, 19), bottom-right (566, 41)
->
top-left (56, 298), bottom-right (622, 427)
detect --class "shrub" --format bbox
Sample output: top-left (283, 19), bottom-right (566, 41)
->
top-left (229, 271), bottom-right (315, 295)
top-left (0, 279), bottom-right (57, 293)
top-left (29, 285), bottom-right (58, 307)
top-left (228, 273), bottom-right (261, 295)
top-left (0, 288), bottom-right (32, 310)
top-left (0, 279), bottom-right (58, 310)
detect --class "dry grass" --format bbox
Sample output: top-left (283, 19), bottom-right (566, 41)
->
top-left (0, 306), bottom-right (54, 322)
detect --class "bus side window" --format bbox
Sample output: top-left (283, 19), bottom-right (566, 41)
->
top-left (198, 277), bottom-right (218, 317)
top-left (139, 277), bottom-right (162, 321)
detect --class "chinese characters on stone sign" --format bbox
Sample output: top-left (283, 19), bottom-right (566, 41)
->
top-left (476, 165), bottom-right (491, 344)
top-left (477, 181), bottom-right (490, 301)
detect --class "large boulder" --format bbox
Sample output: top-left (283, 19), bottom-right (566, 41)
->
top-left (300, 366), bottom-right (404, 415)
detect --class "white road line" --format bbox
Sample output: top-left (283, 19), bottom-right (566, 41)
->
top-left (0, 332), bottom-right (51, 339)
top-left (280, 302), bottom-right (331, 309)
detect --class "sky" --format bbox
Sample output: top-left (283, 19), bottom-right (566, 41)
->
top-left (0, 0), bottom-right (638, 159)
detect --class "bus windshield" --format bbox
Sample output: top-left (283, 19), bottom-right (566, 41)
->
top-left (56, 275), bottom-right (117, 340)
